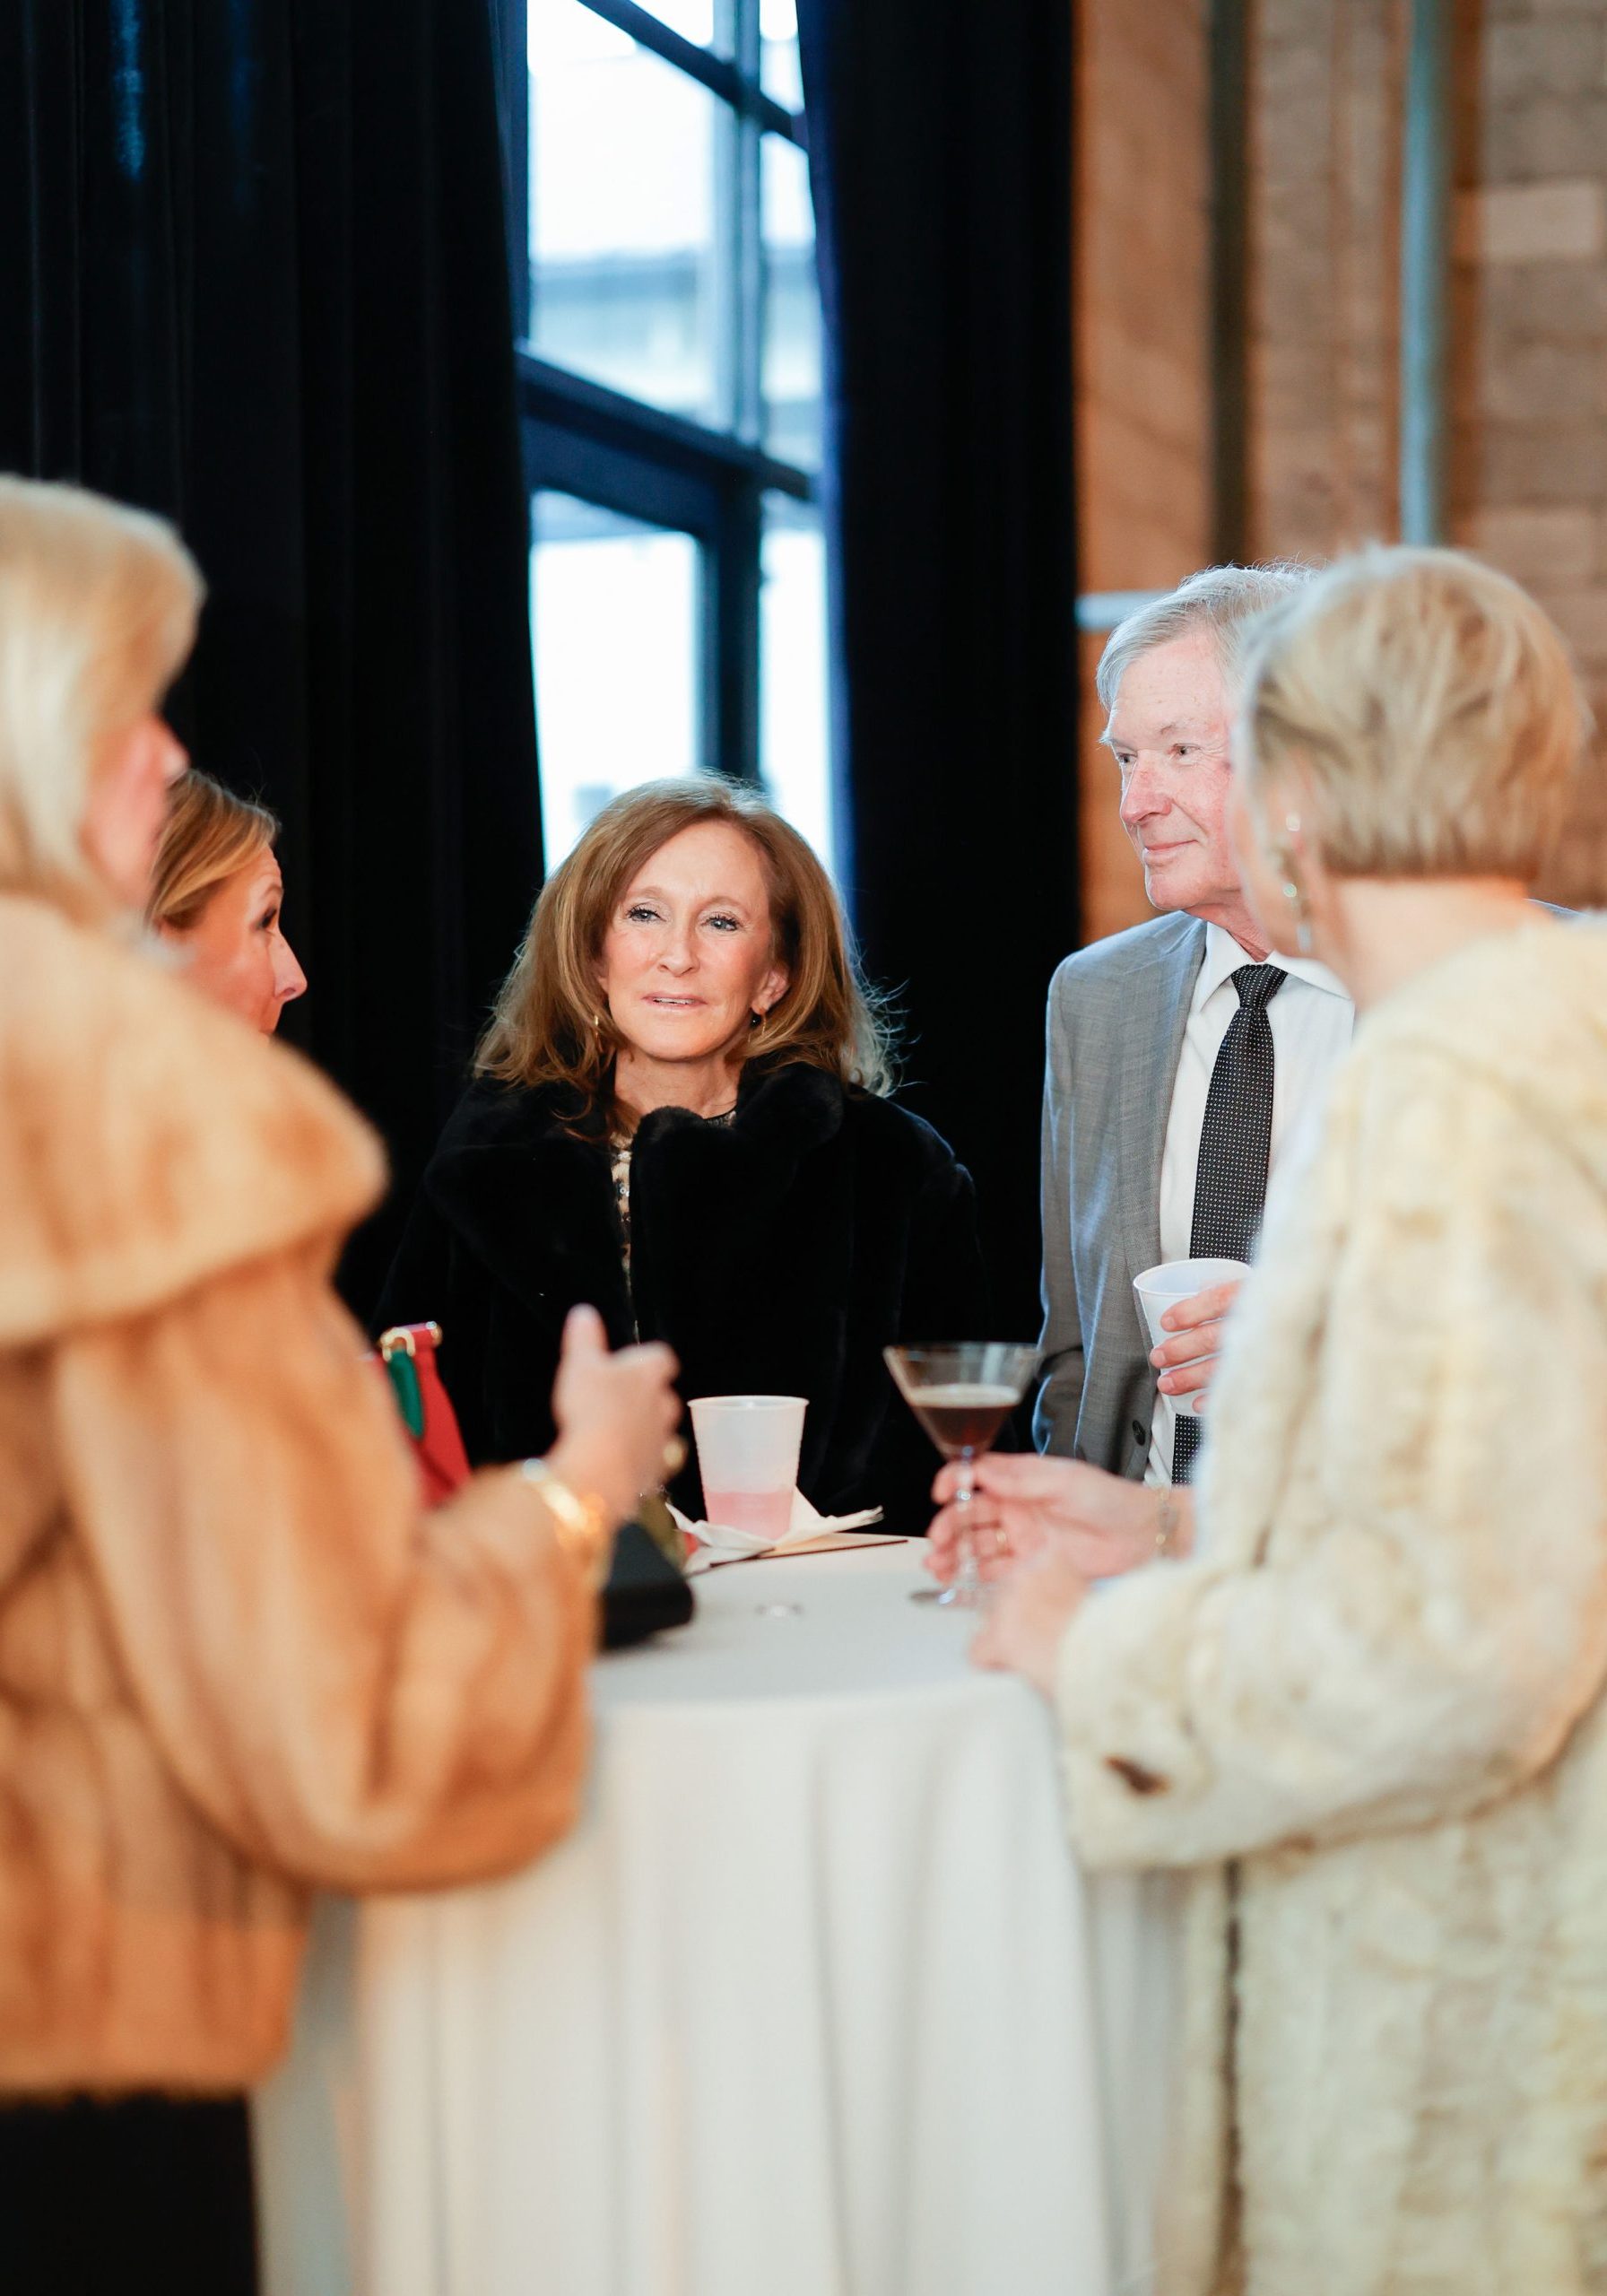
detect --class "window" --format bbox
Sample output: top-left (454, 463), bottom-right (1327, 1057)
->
top-left (500, 0), bottom-right (831, 874)
top-left (531, 495), bottom-right (702, 857)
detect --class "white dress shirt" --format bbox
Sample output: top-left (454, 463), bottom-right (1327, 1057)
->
top-left (1146, 923), bottom-right (1354, 1486)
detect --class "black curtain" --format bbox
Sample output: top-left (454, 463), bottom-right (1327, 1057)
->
top-left (0, 0), bottom-right (541, 1312)
top-left (797, 0), bottom-right (1079, 1338)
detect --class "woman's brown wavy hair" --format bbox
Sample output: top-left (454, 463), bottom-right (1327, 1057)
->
top-left (476, 778), bottom-right (896, 1105)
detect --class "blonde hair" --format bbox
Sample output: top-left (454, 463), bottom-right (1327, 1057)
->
top-left (477, 778), bottom-right (895, 1103)
top-left (0, 476), bottom-right (203, 917)
top-left (1096, 561), bottom-right (1313, 712)
top-left (1238, 544), bottom-right (1589, 881)
top-left (147, 769), bottom-right (280, 931)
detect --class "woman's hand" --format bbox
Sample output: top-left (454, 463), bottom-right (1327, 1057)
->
top-left (970, 1539), bottom-right (1091, 1697)
top-left (925, 1453), bottom-right (1183, 1586)
top-left (546, 1305), bottom-right (682, 1529)
top-left (1150, 1276), bottom-right (1242, 1405)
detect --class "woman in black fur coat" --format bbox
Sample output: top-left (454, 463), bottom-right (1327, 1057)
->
top-left (377, 779), bottom-right (986, 1535)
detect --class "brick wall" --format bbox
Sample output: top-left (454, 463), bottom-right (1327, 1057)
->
top-left (1073, 0), bottom-right (1212, 941)
top-left (1248, 0), bottom-right (1402, 557)
top-left (1452, 0), bottom-right (1607, 904)
top-left (1247, 0), bottom-right (1607, 904)
top-left (1076, 0), bottom-right (1607, 931)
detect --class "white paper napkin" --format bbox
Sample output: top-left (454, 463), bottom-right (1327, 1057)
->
top-left (672, 1490), bottom-right (886, 1574)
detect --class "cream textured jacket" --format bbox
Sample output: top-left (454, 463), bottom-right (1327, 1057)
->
top-left (0, 896), bottom-right (595, 2096)
top-left (1056, 920), bottom-right (1607, 2296)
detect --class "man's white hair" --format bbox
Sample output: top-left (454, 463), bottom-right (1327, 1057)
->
top-left (1095, 561), bottom-right (1316, 714)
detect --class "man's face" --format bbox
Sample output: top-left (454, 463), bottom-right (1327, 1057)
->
top-left (1107, 630), bottom-right (1245, 926)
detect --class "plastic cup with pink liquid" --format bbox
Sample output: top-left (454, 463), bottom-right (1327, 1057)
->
top-left (689, 1395), bottom-right (808, 1543)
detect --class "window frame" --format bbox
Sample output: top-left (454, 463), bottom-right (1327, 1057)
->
top-left (494, 0), bottom-right (821, 801)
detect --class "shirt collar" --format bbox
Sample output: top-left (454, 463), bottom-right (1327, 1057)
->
top-left (1194, 919), bottom-right (1350, 1011)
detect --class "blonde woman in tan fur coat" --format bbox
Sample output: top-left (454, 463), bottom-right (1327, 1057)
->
top-left (0, 478), bottom-right (680, 2292)
top-left (933, 547), bottom-right (1607, 2295)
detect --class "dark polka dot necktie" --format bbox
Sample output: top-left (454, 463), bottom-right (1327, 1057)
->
top-left (1170, 962), bottom-right (1286, 1484)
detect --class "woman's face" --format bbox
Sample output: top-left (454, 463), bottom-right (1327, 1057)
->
top-left (168, 852), bottom-right (308, 1033)
top-left (597, 822), bottom-right (790, 1072)
top-left (1226, 773), bottom-right (1289, 952)
top-left (82, 713), bottom-right (190, 908)
top-left (1226, 760), bottom-right (1334, 963)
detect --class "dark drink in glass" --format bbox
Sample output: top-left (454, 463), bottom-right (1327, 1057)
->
top-left (884, 1345), bottom-right (1039, 1607)
top-left (906, 1386), bottom-right (1020, 1461)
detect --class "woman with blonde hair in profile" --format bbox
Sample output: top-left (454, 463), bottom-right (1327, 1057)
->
top-left (931, 547), bottom-right (1607, 2293)
top-left (377, 776), bottom-right (986, 1532)
top-left (147, 768), bottom-right (308, 1031)
top-left (0, 475), bottom-right (680, 2296)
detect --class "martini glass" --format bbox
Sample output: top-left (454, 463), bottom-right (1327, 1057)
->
top-left (884, 1343), bottom-right (1039, 1607)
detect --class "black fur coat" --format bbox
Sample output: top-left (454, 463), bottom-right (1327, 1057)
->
top-left (374, 1061), bottom-right (987, 1534)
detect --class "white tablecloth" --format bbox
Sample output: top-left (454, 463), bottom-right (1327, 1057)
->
top-left (255, 1544), bottom-right (1179, 2296)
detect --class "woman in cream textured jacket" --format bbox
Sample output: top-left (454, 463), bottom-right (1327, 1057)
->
top-left (934, 547), bottom-right (1607, 2294)
top-left (0, 479), bottom-right (680, 2292)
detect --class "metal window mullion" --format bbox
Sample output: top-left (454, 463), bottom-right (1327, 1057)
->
top-left (733, 0), bottom-right (760, 106)
top-left (517, 352), bottom-right (816, 498)
top-left (691, 0), bottom-right (753, 786)
top-left (712, 115), bottom-right (742, 433)
top-left (734, 0), bottom-right (763, 447)
top-left (714, 484), bottom-right (762, 784)
top-left (1400, 0), bottom-right (1450, 544)
top-left (731, 0), bottom-right (764, 783)
top-left (698, 537), bottom-right (720, 778)
top-left (701, 0), bottom-right (738, 777)
top-left (734, 124), bottom-right (763, 443)
top-left (576, 0), bottom-right (804, 141)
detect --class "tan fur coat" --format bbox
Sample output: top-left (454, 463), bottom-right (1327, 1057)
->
top-left (0, 896), bottom-right (595, 2095)
top-left (1056, 920), bottom-right (1607, 2296)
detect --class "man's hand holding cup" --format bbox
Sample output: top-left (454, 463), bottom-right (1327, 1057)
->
top-left (1132, 1257), bottom-right (1250, 1421)
top-left (1150, 1275), bottom-right (1243, 1410)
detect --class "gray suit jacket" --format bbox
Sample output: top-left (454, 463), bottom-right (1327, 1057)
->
top-left (1035, 911), bottom-right (1208, 1478)
top-left (1036, 902), bottom-right (1568, 1475)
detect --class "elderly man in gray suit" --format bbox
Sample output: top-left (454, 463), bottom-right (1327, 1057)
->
top-left (1037, 564), bottom-right (1355, 1488)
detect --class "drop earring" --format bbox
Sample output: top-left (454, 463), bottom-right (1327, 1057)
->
top-left (1275, 813), bottom-right (1314, 956)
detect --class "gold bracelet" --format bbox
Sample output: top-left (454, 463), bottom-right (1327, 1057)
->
top-left (1155, 1488), bottom-right (1178, 1559)
top-left (519, 1457), bottom-right (612, 1589)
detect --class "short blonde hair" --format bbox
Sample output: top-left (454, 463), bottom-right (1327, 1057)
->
top-left (1238, 544), bottom-right (1589, 881)
top-left (147, 770), bottom-right (279, 932)
top-left (0, 476), bottom-right (203, 916)
top-left (477, 778), bottom-right (895, 1103)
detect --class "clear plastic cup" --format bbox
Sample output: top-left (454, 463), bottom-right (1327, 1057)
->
top-left (1132, 1257), bottom-right (1250, 1352)
top-left (688, 1395), bottom-right (808, 1543)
